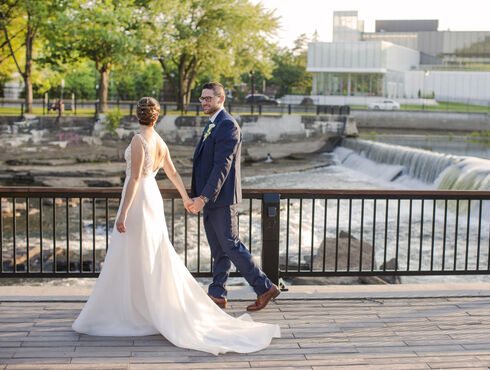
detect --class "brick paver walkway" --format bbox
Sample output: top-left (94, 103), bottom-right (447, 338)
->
top-left (1, 296), bottom-right (490, 369)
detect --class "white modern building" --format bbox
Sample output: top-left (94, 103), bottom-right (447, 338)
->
top-left (307, 11), bottom-right (490, 105)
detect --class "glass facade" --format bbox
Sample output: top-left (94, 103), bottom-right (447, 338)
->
top-left (332, 11), bottom-right (363, 42)
top-left (313, 73), bottom-right (384, 96)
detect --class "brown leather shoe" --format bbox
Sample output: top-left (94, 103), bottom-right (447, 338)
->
top-left (208, 294), bottom-right (227, 309)
top-left (246, 284), bottom-right (280, 311)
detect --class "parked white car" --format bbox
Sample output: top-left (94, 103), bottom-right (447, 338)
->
top-left (368, 99), bottom-right (400, 110)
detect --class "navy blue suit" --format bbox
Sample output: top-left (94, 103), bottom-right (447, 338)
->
top-left (191, 109), bottom-right (272, 299)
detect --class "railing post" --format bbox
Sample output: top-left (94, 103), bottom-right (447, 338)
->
top-left (261, 193), bottom-right (280, 285)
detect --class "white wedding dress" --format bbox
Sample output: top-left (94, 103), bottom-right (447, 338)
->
top-left (72, 134), bottom-right (280, 355)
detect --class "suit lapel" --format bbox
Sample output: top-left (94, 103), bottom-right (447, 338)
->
top-left (194, 110), bottom-right (226, 160)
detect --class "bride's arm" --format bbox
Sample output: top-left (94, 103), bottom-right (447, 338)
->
top-left (116, 136), bottom-right (144, 233)
top-left (162, 146), bottom-right (194, 213)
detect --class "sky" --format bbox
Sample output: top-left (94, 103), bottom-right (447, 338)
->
top-left (252, 0), bottom-right (490, 48)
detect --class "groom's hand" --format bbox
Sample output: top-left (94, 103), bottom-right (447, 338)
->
top-left (192, 197), bottom-right (205, 213)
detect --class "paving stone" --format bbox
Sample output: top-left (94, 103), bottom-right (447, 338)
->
top-left (426, 361), bottom-right (490, 369)
top-left (1, 357), bottom-right (71, 365)
top-left (311, 365), bottom-right (428, 370)
top-left (0, 296), bottom-right (488, 367)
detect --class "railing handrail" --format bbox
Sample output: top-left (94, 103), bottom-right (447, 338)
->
top-left (1, 186), bottom-right (489, 199)
top-left (1, 186), bottom-right (489, 281)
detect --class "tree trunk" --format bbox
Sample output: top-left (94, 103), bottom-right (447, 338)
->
top-left (24, 16), bottom-right (34, 113)
top-left (24, 62), bottom-right (33, 114)
top-left (98, 65), bottom-right (109, 113)
top-left (176, 69), bottom-right (187, 112)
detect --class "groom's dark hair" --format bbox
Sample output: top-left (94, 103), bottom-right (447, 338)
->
top-left (202, 82), bottom-right (225, 97)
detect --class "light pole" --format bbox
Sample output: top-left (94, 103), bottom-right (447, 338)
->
top-left (422, 70), bottom-right (430, 110)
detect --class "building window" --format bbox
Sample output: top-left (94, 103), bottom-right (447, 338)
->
top-left (315, 73), bottom-right (384, 96)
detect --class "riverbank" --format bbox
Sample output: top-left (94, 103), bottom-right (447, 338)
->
top-left (0, 138), bottom-right (333, 188)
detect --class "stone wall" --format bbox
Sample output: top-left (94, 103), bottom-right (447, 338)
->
top-left (352, 110), bottom-right (489, 133)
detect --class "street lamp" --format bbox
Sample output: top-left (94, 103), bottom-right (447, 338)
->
top-left (422, 70), bottom-right (430, 110)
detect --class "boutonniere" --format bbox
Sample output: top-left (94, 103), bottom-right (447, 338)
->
top-left (203, 123), bottom-right (215, 141)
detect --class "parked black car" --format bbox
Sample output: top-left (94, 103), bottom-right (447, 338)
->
top-left (244, 94), bottom-right (280, 105)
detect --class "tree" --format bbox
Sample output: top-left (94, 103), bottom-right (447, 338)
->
top-left (109, 60), bottom-right (163, 101)
top-left (144, 0), bottom-right (279, 110)
top-left (267, 33), bottom-right (313, 98)
top-left (0, 0), bottom-right (61, 112)
top-left (44, 0), bottom-right (141, 112)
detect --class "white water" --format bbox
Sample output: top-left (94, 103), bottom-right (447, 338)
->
top-left (4, 139), bottom-right (489, 286)
top-left (341, 139), bottom-right (490, 190)
top-left (241, 141), bottom-right (490, 284)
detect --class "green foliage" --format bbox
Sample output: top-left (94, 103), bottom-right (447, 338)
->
top-left (268, 34), bottom-right (312, 98)
top-left (110, 61), bottom-right (162, 100)
top-left (43, 0), bottom-right (144, 111)
top-left (467, 131), bottom-right (490, 138)
top-left (104, 108), bottom-right (123, 134)
top-left (0, 0), bottom-right (65, 109)
top-left (143, 0), bottom-right (279, 109)
top-left (2, 0), bottom-right (312, 105)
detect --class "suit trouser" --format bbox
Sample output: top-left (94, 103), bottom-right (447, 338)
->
top-left (203, 204), bottom-right (272, 299)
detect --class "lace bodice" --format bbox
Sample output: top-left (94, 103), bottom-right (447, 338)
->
top-left (124, 134), bottom-right (158, 178)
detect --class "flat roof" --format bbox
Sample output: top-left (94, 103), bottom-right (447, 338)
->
top-left (376, 19), bottom-right (439, 32)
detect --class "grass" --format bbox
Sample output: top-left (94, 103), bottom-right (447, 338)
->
top-left (401, 101), bottom-right (490, 113)
top-left (349, 101), bottom-right (489, 113)
top-left (1, 100), bottom-right (489, 116)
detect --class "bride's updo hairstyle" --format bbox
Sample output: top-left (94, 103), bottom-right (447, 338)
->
top-left (136, 97), bottom-right (160, 126)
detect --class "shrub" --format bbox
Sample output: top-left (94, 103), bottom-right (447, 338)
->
top-left (104, 109), bottom-right (123, 134)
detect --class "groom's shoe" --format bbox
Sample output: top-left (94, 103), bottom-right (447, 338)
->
top-left (208, 294), bottom-right (227, 309)
top-left (246, 284), bottom-right (280, 311)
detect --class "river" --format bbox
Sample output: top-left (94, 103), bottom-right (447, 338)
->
top-left (2, 135), bottom-right (490, 286)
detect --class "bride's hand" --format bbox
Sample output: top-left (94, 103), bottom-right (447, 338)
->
top-left (183, 198), bottom-right (197, 214)
top-left (116, 214), bottom-right (127, 233)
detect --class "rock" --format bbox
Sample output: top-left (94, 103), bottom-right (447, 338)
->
top-left (339, 230), bottom-right (357, 240)
top-left (344, 117), bottom-right (359, 137)
top-left (3, 247), bottom-right (107, 273)
top-left (378, 258), bottom-right (401, 284)
top-left (308, 235), bottom-right (374, 272)
top-left (305, 233), bottom-right (400, 284)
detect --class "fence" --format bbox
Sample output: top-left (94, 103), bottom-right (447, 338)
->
top-left (5, 98), bottom-right (490, 117)
top-left (0, 187), bottom-right (489, 283)
top-left (0, 99), bottom-right (353, 118)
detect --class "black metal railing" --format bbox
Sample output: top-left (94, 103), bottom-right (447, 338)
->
top-left (1, 187), bottom-right (489, 282)
top-left (277, 190), bottom-right (490, 280)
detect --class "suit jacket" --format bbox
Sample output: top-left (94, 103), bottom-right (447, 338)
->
top-left (191, 109), bottom-right (242, 208)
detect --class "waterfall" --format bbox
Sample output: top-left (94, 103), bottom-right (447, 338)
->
top-left (339, 139), bottom-right (490, 190)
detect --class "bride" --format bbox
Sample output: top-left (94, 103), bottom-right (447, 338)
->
top-left (72, 97), bottom-right (280, 355)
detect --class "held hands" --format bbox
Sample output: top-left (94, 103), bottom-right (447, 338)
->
top-left (183, 198), bottom-right (197, 214)
top-left (183, 197), bottom-right (205, 215)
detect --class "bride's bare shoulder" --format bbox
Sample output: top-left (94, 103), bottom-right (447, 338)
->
top-left (130, 133), bottom-right (144, 147)
top-left (156, 134), bottom-right (167, 150)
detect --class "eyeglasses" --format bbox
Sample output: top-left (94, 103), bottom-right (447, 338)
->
top-left (199, 95), bottom-right (220, 103)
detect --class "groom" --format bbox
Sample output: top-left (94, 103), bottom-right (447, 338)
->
top-left (190, 82), bottom-right (280, 311)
